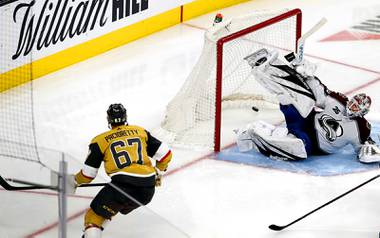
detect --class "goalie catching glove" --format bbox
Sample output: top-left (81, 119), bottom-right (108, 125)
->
top-left (358, 139), bottom-right (380, 163)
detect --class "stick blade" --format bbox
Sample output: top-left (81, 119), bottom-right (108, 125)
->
top-left (268, 224), bottom-right (285, 231)
top-left (0, 176), bottom-right (11, 190)
top-left (0, 176), bottom-right (54, 191)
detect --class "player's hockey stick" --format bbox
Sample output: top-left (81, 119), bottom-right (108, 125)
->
top-left (0, 176), bottom-right (108, 191)
top-left (294, 17), bottom-right (327, 65)
top-left (0, 176), bottom-right (56, 190)
top-left (269, 173), bottom-right (380, 231)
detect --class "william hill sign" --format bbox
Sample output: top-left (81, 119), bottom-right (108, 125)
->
top-left (1, 0), bottom-right (149, 60)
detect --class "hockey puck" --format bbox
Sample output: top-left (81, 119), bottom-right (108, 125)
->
top-left (251, 106), bottom-right (259, 112)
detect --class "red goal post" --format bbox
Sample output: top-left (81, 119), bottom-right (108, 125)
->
top-left (158, 9), bottom-right (302, 152)
top-left (214, 9), bottom-right (302, 151)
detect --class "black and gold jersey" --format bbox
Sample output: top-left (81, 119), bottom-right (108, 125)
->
top-left (75, 124), bottom-right (172, 186)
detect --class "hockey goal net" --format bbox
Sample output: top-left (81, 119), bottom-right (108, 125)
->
top-left (159, 9), bottom-right (302, 151)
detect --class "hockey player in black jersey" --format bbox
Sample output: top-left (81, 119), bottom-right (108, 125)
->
top-left (236, 48), bottom-right (380, 163)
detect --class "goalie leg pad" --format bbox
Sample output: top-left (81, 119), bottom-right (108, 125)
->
top-left (246, 48), bottom-right (316, 117)
top-left (236, 129), bottom-right (254, 152)
top-left (236, 121), bottom-right (275, 152)
top-left (236, 121), bottom-right (307, 160)
top-left (250, 130), bottom-right (307, 161)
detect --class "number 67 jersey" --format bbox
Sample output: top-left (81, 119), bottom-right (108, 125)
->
top-left (76, 124), bottom-right (172, 187)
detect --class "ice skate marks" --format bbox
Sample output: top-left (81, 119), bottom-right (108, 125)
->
top-left (215, 123), bottom-right (380, 176)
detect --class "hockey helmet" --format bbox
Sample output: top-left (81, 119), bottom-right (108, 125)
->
top-left (346, 93), bottom-right (371, 118)
top-left (107, 103), bottom-right (127, 126)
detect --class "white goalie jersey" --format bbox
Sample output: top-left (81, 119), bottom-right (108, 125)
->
top-left (307, 77), bottom-right (371, 153)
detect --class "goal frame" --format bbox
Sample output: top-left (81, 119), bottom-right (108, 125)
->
top-left (214, 8), bottom-right (302, 151)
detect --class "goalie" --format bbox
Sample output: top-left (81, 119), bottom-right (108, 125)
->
top-left (236, 48), bottom-right (380, 163)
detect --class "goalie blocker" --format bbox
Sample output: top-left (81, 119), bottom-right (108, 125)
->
top-left (239, 48), bottom-right (380, 163)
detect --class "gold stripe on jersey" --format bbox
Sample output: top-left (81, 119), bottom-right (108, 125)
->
top-left (156, 151), bottom-right (172, 172)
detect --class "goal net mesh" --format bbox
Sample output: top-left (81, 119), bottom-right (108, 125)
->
top-left (159, 9), bottom-right (301, 150)
top-left (0, 2), bottom-right (69, 185)
top-left (0, 8), bottom-right (38, 164)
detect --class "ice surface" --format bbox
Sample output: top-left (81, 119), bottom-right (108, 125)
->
top-left (1, 0), bottom-right (380, 237)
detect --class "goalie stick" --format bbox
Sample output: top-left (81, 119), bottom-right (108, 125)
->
top-left (0, 176), bottom-right (108, 191)
top-left (269, 173), bottom-right (380, 231)
top-left (294, 17), bottom-right (327, 65)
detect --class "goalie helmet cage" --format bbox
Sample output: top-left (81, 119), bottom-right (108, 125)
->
top-left (160, 8), bottom-right (302, 151)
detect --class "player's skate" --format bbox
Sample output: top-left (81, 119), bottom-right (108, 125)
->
top-left (81, 220), bottom-right (108, 238)
top-left (81, 227), bottom-right (102, 238)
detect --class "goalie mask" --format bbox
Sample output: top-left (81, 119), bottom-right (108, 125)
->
top-left (346, 93), bottom-right (371, 118)
top-left (107, 103), bottom-right (127, 127)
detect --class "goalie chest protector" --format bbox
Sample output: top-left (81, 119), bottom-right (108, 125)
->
top-left (313, 95), bottom-right (371, 153)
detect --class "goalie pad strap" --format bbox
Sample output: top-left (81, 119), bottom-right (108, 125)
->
top-left (251, 133), bottom-right (306, 161)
